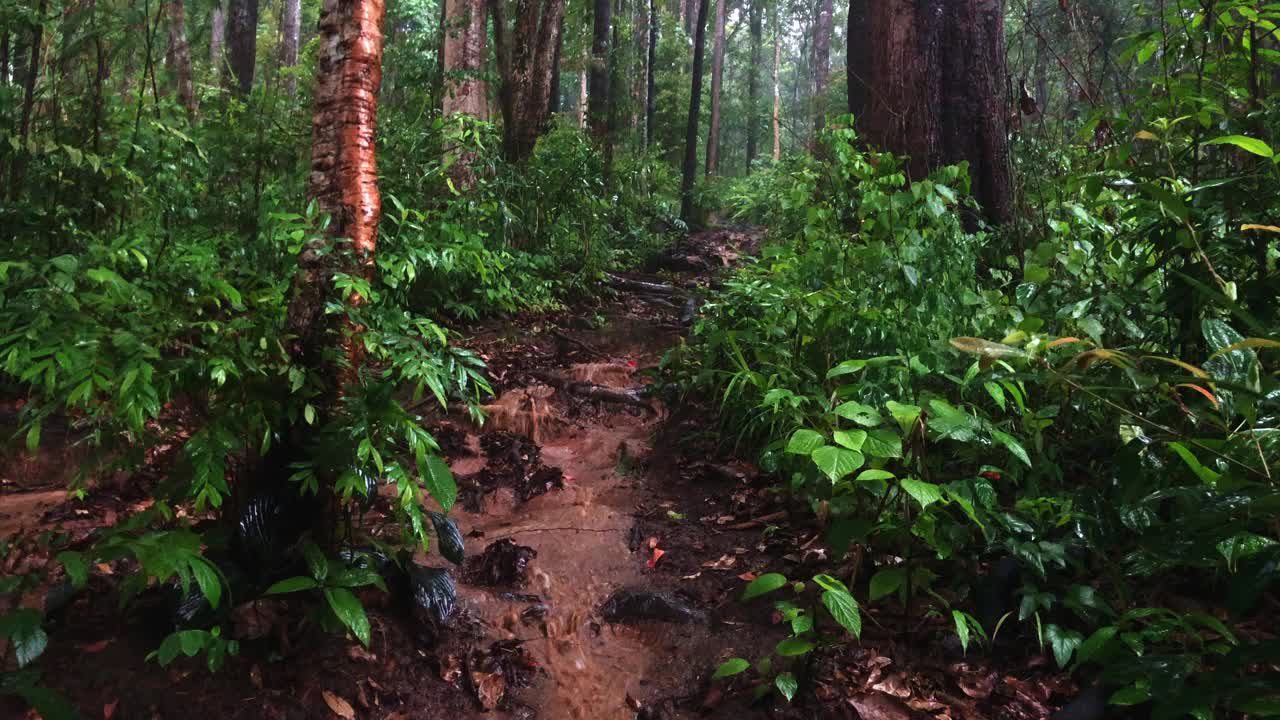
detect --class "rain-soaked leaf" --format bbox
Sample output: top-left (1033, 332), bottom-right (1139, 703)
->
top-left (712, 658), bottom-right (749, 679)
top-left (322, 690), bottom-right (356, 719)
top-left (743, 573), bottom-right (788, 600)
top-left (775, 672), bottom-right (798, 701)
top-left (408, 565), bottom-right (457, 624)
top-left (428, 511), bottom-right (466, 565)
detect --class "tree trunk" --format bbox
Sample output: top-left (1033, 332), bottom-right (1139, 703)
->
top-left (168, 0), bottom-right (198, 119)
top-left (744, 0), bottom-right (761, 171)
top-left (865, 0), bottom-right (1012, 225)
top-left (811, 0), bottom-right (833, 138)
top-left (587, 0), bottom-right (611, 138)
top-left (578, 66), bottom-right (588, 127)
top-left (281, 0), bottom-right (301, 94)
top-left (549, 12), bottom-right (564, 112)
top-left (226, 0), bottom-right (258, 94)
top-left (683, 0), bottom-right (696, 35)
top-left (210, 0), bottom-right (226, 69)
top-left (771, 2), bottom-right (780, 161)
top-left (679, 0), bottom-right (709, 223)
top-left (704, 0), bottom-right (725, 174)
top-left (846, 0), bottom-right (869, 125)
top-left (290, 0), bottom-right (386, 379)
top-left (8, 0), bottom-right (45, 198)
top-left (644, 0), bottom-right (657, 146)
top-left (442, 0), bottom-right (488, 119)
top-left (491, 0), bottom-right (567, 163)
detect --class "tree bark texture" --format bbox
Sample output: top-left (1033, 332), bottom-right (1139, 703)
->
top-left (645, 0), bottom-right (657, 146)
top-left (226, 0), bottom-right (259, 94)
top-left (549, 11), bottom-right (564, 112)
top-left (771, 3), bottom-right (780, 162)
top-left (704, 0), bottom-right (725, 173)
top-left (441, 0), bottom-right (488, 118)
top-left (167, 0), bottom-right (198, 118)
top-left (587, 0), bottom-right (611, 138)
top-left (281, 0), bottom-right (301, 94)
top-left (846, 0), bottom-right (869, 125)
top-left (291, 0), bottom-right (386, 374)
top-left (210, 0), bottom-right (226, 68)
top-left (744, 0), bottom-right (761, 171)
top-left (865, 0), bottom-right (1012, 225)
top-left (491, 0), bottom-right (567, 162)
top-left (679, 0), bottom-right (709, 223)
top-left (810, 0), bottom-right (833, 138)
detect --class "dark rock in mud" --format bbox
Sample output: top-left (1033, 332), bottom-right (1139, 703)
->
top-left (515, 465), bottom-right (564, 503)
top-left (408, 564), bottom-right (457, 626)
top-left (481, 431), bottom-right (541, 467)
top-left (464, 539), bottom-right (537, 588)
top-left (599, 589), bottom-right (707, 625)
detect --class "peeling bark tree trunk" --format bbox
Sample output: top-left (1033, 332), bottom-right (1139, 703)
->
top-left (210, 0), bottom-right (226, 69)
top-left (290, 0), bottom-right (386, 381)
top-left (846, 0), bottom-right (869, 125)
top-left (168, 0), bottom-right (197, 119)
top-left (491, 0), bottom-right (567, 163)
top-left (744, 0), bottom-right (761, 172)
top-left (645, 0), bottom-right (656, 146)
top-left (679, 0), bottom-right (709, 223)
top-left (587, 0), bottom-right (611, 138)
top-left (704, 0), bottom-right (725, 174)
top-left (810, 0), bottom-right (833, 138)
top-left (771, 3), bottom-right (780, 162)
top-left (577, 66), bottom-right (588, 127)
top-left (226, 0), bottom-right (258, 94)
top-left (549, 12), bottom-right (564, 112)
top-left (865, 0), bottom-right (1012, 225)
top-left (281, 0), bottom-right (301, 94)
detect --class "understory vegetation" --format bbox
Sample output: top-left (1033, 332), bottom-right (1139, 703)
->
top-left (1, 0), bottom-right (1278, 716)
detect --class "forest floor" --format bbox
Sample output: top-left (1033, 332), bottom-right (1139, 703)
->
top-left (0, 226), bottom-right (1076, 720)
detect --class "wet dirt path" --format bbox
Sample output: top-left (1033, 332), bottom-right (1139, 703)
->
top-left (431, 227), bottom-right (770, 720)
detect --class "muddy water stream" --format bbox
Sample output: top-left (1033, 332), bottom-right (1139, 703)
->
top-left (443, 353), bottom-right (709, 720)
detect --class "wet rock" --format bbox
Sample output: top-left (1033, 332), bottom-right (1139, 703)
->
top-left (427, 511), bottom-right (466, 565)
top-left (407, 565), bottom-right (457, 625)
top-left (464, 539), bottom-right (537, 588)
top-left (599, 589), bottom-right (706, 625)
top-left (467, 640), bottom-right (538, 711)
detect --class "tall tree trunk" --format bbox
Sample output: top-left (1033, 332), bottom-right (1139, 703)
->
top-left (291, 0), bottom-right (386, 383)
top-left (210, 0), bottom-right (226, 70)
top-left (587, 0), bottom-right (611, 138)
top-left (549, 12), bottom-right (564, 112)
top-left (744, 0), bottom-right (761, 171)
top-left (442, 0), bottom-right (488, 118)
top-left (810, 0), bottom-right (833, 138)
top-left (644, 0), bottom-right (657, 146)
top-left (1, 32), bottom-right (9, 85)
top-left (865, 0), bottom-right (1012, 225)
top-left (679, 0), bottom-right (709, 223)
top-left (280, 0), bottom-right (301, 94)
top-left (578, 66), bottom-right (588, 127)
top-left (704, 0), bottom-right (725, 173)
top-left (168, 0), bottom-right (198, 119)
top-left (491, 0), bottom-right (567, 163)
top-left (846, 0), bottom-right (869, 124)
top-left (9, 0), bottom-right (46, 198)
top-left (683, 0), bottom-right (696, 35)
top-left (771, 2), bottom-right (780, 161)
top-left (226, 0), bottom-right (258, 94)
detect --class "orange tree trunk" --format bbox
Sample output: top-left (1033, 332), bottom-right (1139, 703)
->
top-left (288, 0), bottom-right (385, 382)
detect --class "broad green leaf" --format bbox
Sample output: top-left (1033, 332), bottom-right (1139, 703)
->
top-left (785, 429), bottom-right (826, 455)
top-left (743, 573), bottom-right (788, 600)
top-left (832, 430), bottom-right (867, 451)
top-left (855, 469), bottom-right (894, 482)
top-left (990, 430), bottom-right (1031, 467)
top-left (264, 576), bottom-right (319, 595)
top-left (421, 453), bottom-right (458, 511)
top-left (862, 428), bottom-right (902, 458)
top-left (324, 587), bottom-right (371, 646)
top-left (1167, 442), bottom-right (1221, 485)
top-left (774, 672), bottom-right (798, 701)
top-left (834, 401), bottom-right (882, 427)
top-left (1077, 626), bottom-right (1117, 664)
top-left (56, 551), bottom-right (88, 588)
top-left (1045, 623), bottom-right (1083, 668)
top-left (885, 400), bottom-right (921, 434)
top-left (810, 446), bottom-right (864, 482)
top-left (712, 658), bottom-right (750, 680)
top-left (953, 610), bottom-right (971, 653)
top-left (826, 359), bottom-right (867, 379)
top-left (900, 478), bottom-right (943, 509)
top-left (1204, 134), bottom-right (1274, 157)
top-left (775, 637), bottom-right (815, 656)
top-left (869, 568), bottom-right (905, 601)
top-left (822, 589), bottom-right (861, 637)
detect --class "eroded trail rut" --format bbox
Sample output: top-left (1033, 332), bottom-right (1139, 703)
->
top-left (426, 227), bottom-right (769, 719)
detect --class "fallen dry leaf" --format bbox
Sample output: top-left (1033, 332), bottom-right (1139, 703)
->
top-left (80, 639), bottom-right (113, 653)
top-left (472, 670), bottom-right (506, 711)
top-left (103, 700), bottom-right (118, 719)
top-left (737, 571), bottom-right (757, 581)
top-left (849, 692), bottom-right (915, 720)
top-left (701, 554), bottom-right (736, 570)
top-left (646, 547), bottom-right (666, 568)
top-left (322, 690), bottom-right (356, 719)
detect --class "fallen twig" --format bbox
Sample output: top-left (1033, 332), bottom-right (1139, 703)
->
top-left (530, 370), bottom-right (655, 413)
top-left (724, 510), bottom-right (787, 530)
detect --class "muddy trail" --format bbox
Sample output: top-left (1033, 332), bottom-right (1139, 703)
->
top-left (1, 226), bottom-right (1076, 720)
